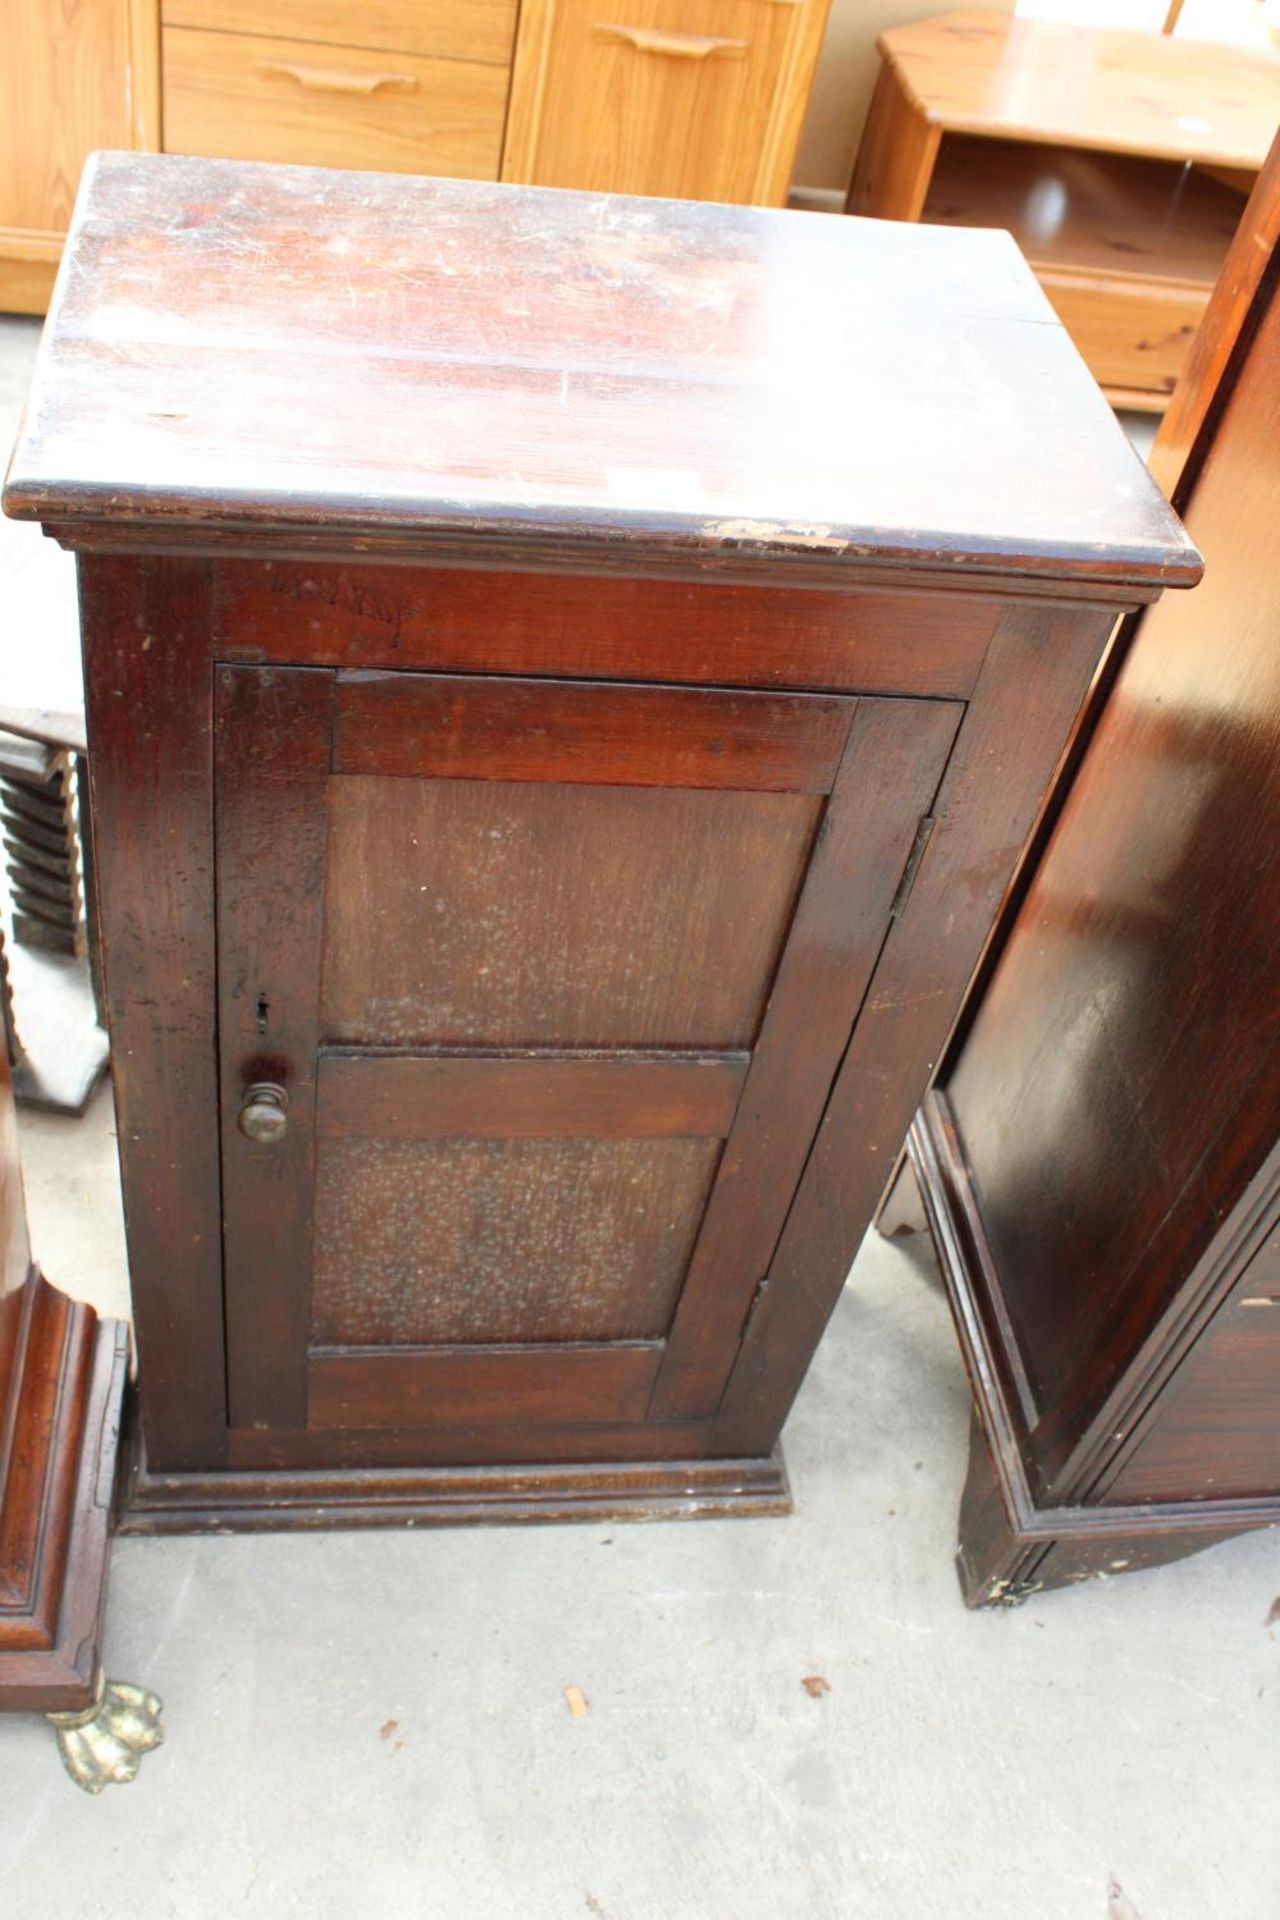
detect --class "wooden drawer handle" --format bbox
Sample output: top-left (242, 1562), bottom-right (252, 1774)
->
top-left (258, 61), bottom-right (418, 96)
top-left (593, 24), bottom-right (748, 59)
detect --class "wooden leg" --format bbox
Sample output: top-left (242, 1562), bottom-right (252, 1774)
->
top-left (846, 64), bottom-right (941, 221)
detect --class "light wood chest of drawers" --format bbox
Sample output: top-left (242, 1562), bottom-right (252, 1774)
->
top-left (1, 0), bottom-right (832, 315)
top-left (162, 0), bottom-right (518, 184)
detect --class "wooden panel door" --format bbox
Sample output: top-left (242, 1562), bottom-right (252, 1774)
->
top-left (502, 0), bottom-right (831, 206)
top-left (215, 667), bottom-right (958, 1440)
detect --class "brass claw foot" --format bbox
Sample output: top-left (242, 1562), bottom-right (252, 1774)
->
top-left (47, 1672), bottom-right (164, 1793)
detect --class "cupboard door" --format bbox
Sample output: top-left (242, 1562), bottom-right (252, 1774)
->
top-left (215, 667), bottom-right (958, 1438)
top-left (502, 0), bottom-right (831, 206)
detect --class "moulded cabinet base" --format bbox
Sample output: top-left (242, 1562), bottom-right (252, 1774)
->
top-left (953, 1411), bottom-right (1269, 1606)
top-left (117, 1433), bottom-right (792, 1533)
top-left (908, 1104), bottom-right (1280, 1607)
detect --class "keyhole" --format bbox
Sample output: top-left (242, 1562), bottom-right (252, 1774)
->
top-left (256, 994), bottom-right (270, 1035)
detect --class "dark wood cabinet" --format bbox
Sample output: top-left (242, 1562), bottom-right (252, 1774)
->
top-left (3, 152), bottom-right (1197, 1531)
top-left (908, 173), bottom-right (1280, 1604)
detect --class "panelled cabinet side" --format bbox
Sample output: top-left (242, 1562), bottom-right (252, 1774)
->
top-left (712, 599), bottom-right (1117, 1456)
top-left (911, 220), bottom-right (1280, 1601)
top-left (77, 555), bottom-right (226, 1471)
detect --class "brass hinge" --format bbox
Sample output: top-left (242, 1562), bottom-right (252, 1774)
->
top-left (888, 813), bottom-right (937, 922)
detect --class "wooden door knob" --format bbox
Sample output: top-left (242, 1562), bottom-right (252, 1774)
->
top-left (238, 1082), bottom-right (289, 1143)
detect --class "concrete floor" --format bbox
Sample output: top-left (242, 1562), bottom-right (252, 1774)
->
top-left (1, 316), bottom-right (1278, 1919)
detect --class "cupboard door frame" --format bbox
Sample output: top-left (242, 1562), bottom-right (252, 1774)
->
top-left (79, 546), bottom-right (1117, 1484)
top-left (214, 664), bottom-right (958, 1438)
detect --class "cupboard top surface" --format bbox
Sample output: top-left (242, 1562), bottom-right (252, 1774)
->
top-left (3, 151), bottom-right (1198, 591)
top-left (881, 11), bottom-right (1280, 171)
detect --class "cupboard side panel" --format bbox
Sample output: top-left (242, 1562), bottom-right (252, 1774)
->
top-left (79, 554), bottom-right (225, 1467)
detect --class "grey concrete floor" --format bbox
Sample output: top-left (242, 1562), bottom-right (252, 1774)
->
top-left (1, 315), bottom-right (1278, 1920)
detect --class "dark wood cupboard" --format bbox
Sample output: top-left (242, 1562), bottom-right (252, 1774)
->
top-left (907, 172), bottom-right (1280, 1604)
top-left (3, 152), bottom-right (1197, 1531)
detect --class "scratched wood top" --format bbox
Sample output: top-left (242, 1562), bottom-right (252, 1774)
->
top-left (3, 152), bottom-right (1198, 591)
top-left (880, 11), bottom-right (1280, 171)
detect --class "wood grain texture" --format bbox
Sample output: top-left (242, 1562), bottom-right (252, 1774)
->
top-left (919, 135), bottom-right (1243, 404)
top-left (925, 136), bottom-right (1244, 291)
top-left (1106, 1203), bottom-right (1280, 1503)
top-left (845, 60), bottom-right (939, 219)
top-left (0, 1283), bottom-right (128, 1711)
top-left (848, 14), bottom-right (1265, 410)
top-left (216, 665), bottom-right (333, 1431)
top-left (118, 1444), bottom-right (790, 1530)
top-left (0, 0), bottom-right (158, 316)
top-left (1151, 129), bottom-right (1280, 497)
top-left (942, 268), bottom-right (1280, 1500)
top-left (308, 1343), bottom-right (663, 1431)
top-left (162, 26), bottom-right (509, 180)
top-left (912, 1103), bottom-right (1280, 1604)
top-left (333, 673), bottom-right (853, 791)
top-left (213, 562), bottom-right (1002, 700)
top-left (3, 153), bottom-right (1198, 595)
top-left (1034, 269), bottom-right (1204, 408)
top-left (79, 556), bottom-right (226, 1468)
top-left (0, 1279), bottom-right (86, 1626)
top-left (316, 1050), bottom-right (748, 1140)
top-left (162, 0), bottom-right (519, 66)
top-left (8, 157), bottom-right (1197, 1522)
top-left (913, 213), bottom-right (1280, 1599)
top-left (310, 1136), bottom-right (722, 1345)
top-left (0, 0), bottom-right (139, 235)
top-left (0, 1021), bottom-right (128, 1710)
top-left (877, 10), bottom-right (1280, 169)
top-left (502, 0), bottom-right (832, 207)
top-left (651, 693), bottom-right (961, 1417)
top-left (0, 229), bottom-right (62, 317)
top-left (711, 602), bottom-right (1115, 1455)
top-left (319, 774), bottom-right (820, 1049)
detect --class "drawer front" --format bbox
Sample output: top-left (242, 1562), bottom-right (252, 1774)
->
top-left (503, 0), bottom-right (827, 206)
top-left (162, 0), bottom-right (519, 67)
top-left (163, 27), bottom-right (509, 180)
top-left (1037, 268), bottom-right (1207, 403)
